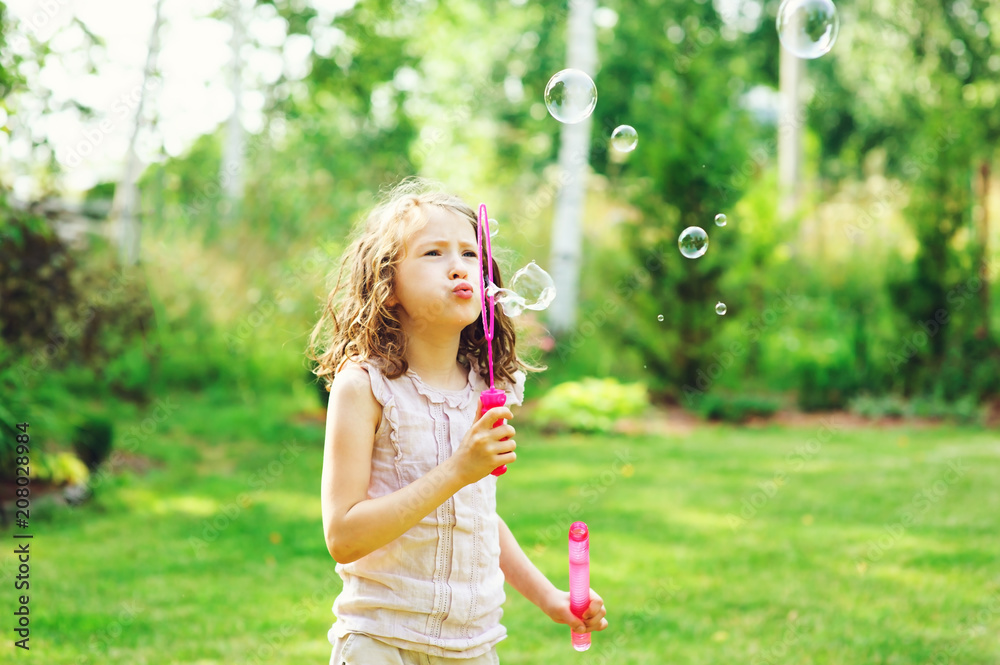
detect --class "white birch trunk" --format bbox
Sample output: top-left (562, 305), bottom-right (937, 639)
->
top-left (777, 41), bottom-right (803, 221)
top-left (547, 0), bottom-right (597, 337)
top-left (113, 0), bottom-right (163, 267)
top-left (221, 0), bottom-right (246, 224)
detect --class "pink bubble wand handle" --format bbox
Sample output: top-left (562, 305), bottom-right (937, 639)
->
top-left (568, 521), bottom-right (591, 651)
top-left (480, 388), bottom-right (508, 476)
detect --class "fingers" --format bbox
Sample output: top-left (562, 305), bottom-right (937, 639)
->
top-left (579, 594), bottom-right (608, 633)
top-left (480, 406), bottom-right (513, 425)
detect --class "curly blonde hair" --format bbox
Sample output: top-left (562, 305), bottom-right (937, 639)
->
top-left (307, 177), bottom-right (544, 392)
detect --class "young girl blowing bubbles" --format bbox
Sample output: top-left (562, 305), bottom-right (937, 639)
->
top-left (308, 178), bottom-right (608, 664)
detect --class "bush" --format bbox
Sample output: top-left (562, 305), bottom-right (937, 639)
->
top-left (694, 393), bottom-right (781, 423)
top-left (72, 416), bottom-right (114, 470)
top-left (28, 450), bottom-right (90, 486)
top-left (848, 393), bottom-right (908, 419)
top-left (795, 356), bottom-right (860, 412)
top-left (848, 392), bottom-right (984, 424)
top-left (530, 377), bottom-right (649, 434)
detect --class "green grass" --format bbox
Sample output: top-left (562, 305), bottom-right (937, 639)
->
top-left (7, 383), bottom-right (999, 664)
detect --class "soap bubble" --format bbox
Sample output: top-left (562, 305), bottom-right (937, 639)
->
top-left (657, 314), bottom-right (664, 322)
top-left (678, 226), bottom-right (709, 259)
top-left (610, 125), bottom-right (638, 152)
top-left (544, 69), bottom-right (598, 124)
top-left (776, 0), bottom-right (840, 60)
top-left (714, 213), bottom-right (727, 227)
top-left (488, 218), bottom-right (499, 238)
top-left (715, 302), bottom-right (727, 316)
top-left (486, 261), bottom-right (556, 317)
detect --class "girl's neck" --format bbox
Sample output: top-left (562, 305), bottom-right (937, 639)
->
top-left (403, 335), bottom-right (466, 390)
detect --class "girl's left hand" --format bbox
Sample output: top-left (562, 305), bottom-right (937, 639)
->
top-left (542, 588), bottom-right (608, 634)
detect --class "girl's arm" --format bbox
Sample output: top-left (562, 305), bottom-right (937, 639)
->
top-left (497, 517), bottom-right (608, 634)
top-left (322, 365), bottom-right (515, 564)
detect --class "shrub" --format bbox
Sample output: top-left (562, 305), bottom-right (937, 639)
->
top-left (848, 393), bottom-right (908, 419)
top-left (72, 416), bottom-right (114, 470)
top-left (28, 451), bottom-right (90, 486)
top-left (530, 377), bottom-right (649, 434)
top-left (795, 356), bottom-right (859, 412)
top-left (694, 393), bottom-right (781, 423)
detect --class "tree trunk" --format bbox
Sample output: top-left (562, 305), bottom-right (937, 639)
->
top-left (979, 161), bottom-right (991, 338)
top-left (547, 0), bottom-right (597, 338)
top-left (112, 0), bottom-right (163, 267)
top-left (777, 40), bottom-right (803, 221)
top-left (221, 0), bottom-right (246, 226)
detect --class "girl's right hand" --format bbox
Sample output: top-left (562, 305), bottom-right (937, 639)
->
top-left (451, 405), bottom-right (516, 485)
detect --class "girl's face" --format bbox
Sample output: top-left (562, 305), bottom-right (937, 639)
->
top-left (389, 205), bottom-right (482, 334)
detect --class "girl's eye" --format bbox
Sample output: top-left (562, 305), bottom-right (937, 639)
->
top-left (464, 251), bottom-right (478, 258)
top-left (424, 250), bottom-right (440, 256)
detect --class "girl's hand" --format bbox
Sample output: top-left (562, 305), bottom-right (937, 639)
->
top-left (541, 588), bottom-right (608, 634)
top-left (450, 403), bottom-right (516, 485)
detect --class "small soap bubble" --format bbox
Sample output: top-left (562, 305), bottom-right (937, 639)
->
top-left (714, 213), bottom-right (727, 227)
top-left (776, 0), bottom-right (840, 60)
top-left (678, 226), bottom-right (709, 259)
top-left (715, 302), bottom-right (727, 315)
top-left (544, 69), bottom-right (598, 124)
top-left (488, 218), bottom-right (499, 238)
top-left (657, 314), bottom-right (664, 322)
top-left (610, 125), bottom-right (638, 152)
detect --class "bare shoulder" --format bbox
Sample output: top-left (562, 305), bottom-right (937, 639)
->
top-left (328, 360), bottom-right (381, 431)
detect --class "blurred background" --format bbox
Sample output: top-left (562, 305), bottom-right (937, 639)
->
top-left (1, 0), bottom-right (998, 663)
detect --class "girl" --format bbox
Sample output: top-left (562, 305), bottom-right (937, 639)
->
top-left (308, 178), bottom-right (608, 664)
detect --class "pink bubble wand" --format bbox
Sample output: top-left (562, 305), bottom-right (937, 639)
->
top-left (569, 521), bottom-right (591, 651)
top-left (477, 204), bottom-right (510, 477)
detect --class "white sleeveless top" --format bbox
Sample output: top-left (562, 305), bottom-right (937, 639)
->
top-left (327, 357), bottom-right (525, 659)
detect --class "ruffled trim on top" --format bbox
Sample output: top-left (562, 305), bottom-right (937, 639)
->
top-left (467, 360), bottom-right (526, 408)
top-left (356, 360), bottom-right (403, 462)
top-left (404, 363), bottom-right (476, 410)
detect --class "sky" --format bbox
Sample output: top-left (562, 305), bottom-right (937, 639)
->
top-left (3, 0), bottom-right (354, 199)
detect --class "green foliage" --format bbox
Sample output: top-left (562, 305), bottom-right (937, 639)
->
top-left (848, 393), bottom-right (908, 419)
top-left (0, 206), bottom-right (77, 351)
top-left (795, 354), bottom-right (860, 412)
top-left (694, 393), bottom-right (781, 423)
top-left (849, 392), bottom-right (984, 425)
top-left (530, 377), bottom-right (649, 434)
top-left (72, 415), bottom-right (114, 471)
top-left (29, 450), bottom-right (90, 486)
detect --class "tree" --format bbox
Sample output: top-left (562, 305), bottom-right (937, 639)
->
top-left (547, 0), bottom-right (597, 337)
top-left (110, 0), bottom-right (163, 266)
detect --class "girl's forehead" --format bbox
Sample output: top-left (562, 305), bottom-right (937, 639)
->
top-left (407, 205), bottom-right (476, 243)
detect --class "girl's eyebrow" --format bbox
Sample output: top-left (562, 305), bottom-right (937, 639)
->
top-left (417, 239), bottom-right (478, 250)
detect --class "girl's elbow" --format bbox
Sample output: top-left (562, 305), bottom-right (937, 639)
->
top-left (327, 534), bottom-right (361, 564)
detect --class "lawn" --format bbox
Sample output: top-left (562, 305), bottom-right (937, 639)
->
top-left (7, 384), bottom-right (999, 664)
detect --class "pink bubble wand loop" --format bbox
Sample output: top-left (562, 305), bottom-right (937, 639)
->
top-left (569, 521), bottom-right (591, 651)
top-left (477, 204), bottom-right (509, 477)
